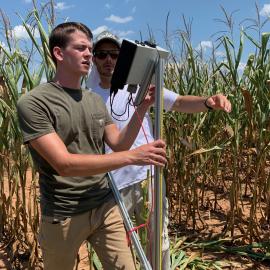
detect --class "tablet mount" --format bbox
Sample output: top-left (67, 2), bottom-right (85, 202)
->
top-left (110, 39), bottom-right (169, 105)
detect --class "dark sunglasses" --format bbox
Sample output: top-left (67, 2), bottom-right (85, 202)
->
top-left (94, 50), bottom-right (119, 60)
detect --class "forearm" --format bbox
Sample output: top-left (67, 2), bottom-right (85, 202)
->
top-left (29, 132), bottom-right (166, 177)
top-left (112, 104), bottom-right (148, 151)
top-left (171, 95), bottom-right (208, 113)
top-left (30, 132), bottom-right (133, 176)
top-left (56, 151), bottom-right (133, 176)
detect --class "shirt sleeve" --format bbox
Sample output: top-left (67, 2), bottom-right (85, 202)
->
top-left (163, 88), bottom-right (179, 111)
top-left (104, 106), bottom-right (114, 126)
top-left (17, 94), bottom-right (55, 144)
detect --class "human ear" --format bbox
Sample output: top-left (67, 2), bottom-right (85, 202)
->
top-left (53, 47), bottom-right (63, 62)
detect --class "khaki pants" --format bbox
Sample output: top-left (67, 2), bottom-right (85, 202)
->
top-left (39, 198), bottom-right (136, 270)
top-left (120, 178), bottom-right (170, 270)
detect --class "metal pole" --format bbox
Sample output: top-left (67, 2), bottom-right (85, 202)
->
top-left (108, 172), bottom-right (152, 270)
top-left (152, 58), bottom-right (165, 270)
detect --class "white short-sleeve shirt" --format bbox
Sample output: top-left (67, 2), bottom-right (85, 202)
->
top-left (90, 85), bottom-right (178, 190)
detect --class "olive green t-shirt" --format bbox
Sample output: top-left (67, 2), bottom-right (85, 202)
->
top-left (17, 82), bottom-right (114, 217)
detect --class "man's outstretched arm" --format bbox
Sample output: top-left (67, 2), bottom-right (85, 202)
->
top-left (171, 94), bottom-right (231, 113)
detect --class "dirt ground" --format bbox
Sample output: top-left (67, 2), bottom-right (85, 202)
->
top-left (1, 170), bottom-right (270, 269)
top-left (168, 188), bottom-right (270, 270)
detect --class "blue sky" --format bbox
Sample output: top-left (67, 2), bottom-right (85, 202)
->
top-left (1, 0), bottom-right (270, 68)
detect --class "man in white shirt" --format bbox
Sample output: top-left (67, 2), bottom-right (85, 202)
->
top-left (87, 31), bottom-right (231, 269)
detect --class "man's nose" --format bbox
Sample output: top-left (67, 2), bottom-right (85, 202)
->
top-left (85, 49), bottom-right (92, 58)
top-left (105, 54), bottom-right (113, 62)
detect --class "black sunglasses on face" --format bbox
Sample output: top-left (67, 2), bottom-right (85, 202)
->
top-left (94, 50), bottom-right (119, 60)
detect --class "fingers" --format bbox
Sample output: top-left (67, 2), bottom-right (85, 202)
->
top-left (150, 155), bottom-right (167, 167)
top-left (151, 139), bottom-right (166, 148)
top-left (209, 94), bottom-right (232, 113)
top-left (133, 139), bottom-right (167, 167)
top-left (148, 84), bottom-right (155, 91)
top-left (148, 151), bottom-right (167, 167)
top-left (149, 140), bottom-right (167, 166)
top-left (139, 85), bottom-right (155, 108)
top-left (147, 88), bottom-right (155, 100)
top-left (223, 101), bottom-right (231, 113)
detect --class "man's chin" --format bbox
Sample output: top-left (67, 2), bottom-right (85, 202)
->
top-left (81, 70), bottom-right (90, 76)
top-left (101, 73), bottom-right (113, 79)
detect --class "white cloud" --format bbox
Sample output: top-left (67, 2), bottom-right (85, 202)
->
top-left (259, 4), bottom-right (270, 17)
top-left (91, 26), bottom-right (134, 41)
top-left (92, 25), bottom-right (108, 36)
top-left (54, 2), bottom-right (74, 10)
top-left (196, 40), bottom-right (213, 51)
top-left (105, 15), bottom-right (133, 24)
top-left (131, 6), bottom-right (136, 13)
top-left (105, 3), bottom-right (111, 9)
top-left (114, 30), bottom-right (134, 39)
top-left (10, 24), bottom-right (39, 40)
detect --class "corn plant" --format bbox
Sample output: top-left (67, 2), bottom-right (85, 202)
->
top-left (163, 8), bottom-right (270, 261)
top-left (0, 1), bottom-right (54, 268)
top-left (0, 2), bottom-right (270, 269)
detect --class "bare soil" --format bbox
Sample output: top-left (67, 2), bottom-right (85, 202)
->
top-left (1, 171), bottom-right (270, 269)
top-left (168, 184), bottom-right (270, 270)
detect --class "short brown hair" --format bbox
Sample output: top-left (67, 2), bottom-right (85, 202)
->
top-left (49, 22), bottom-right (93, 65)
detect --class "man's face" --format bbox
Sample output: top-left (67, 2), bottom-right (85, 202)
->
top-left (93, 42), bottom-right (119, 79)
top-left (58, 30), bottom-right (93, 76)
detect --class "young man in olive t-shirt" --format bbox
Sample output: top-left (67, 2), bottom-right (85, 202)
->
top-left (17, 22), bottom-right (166, 270)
